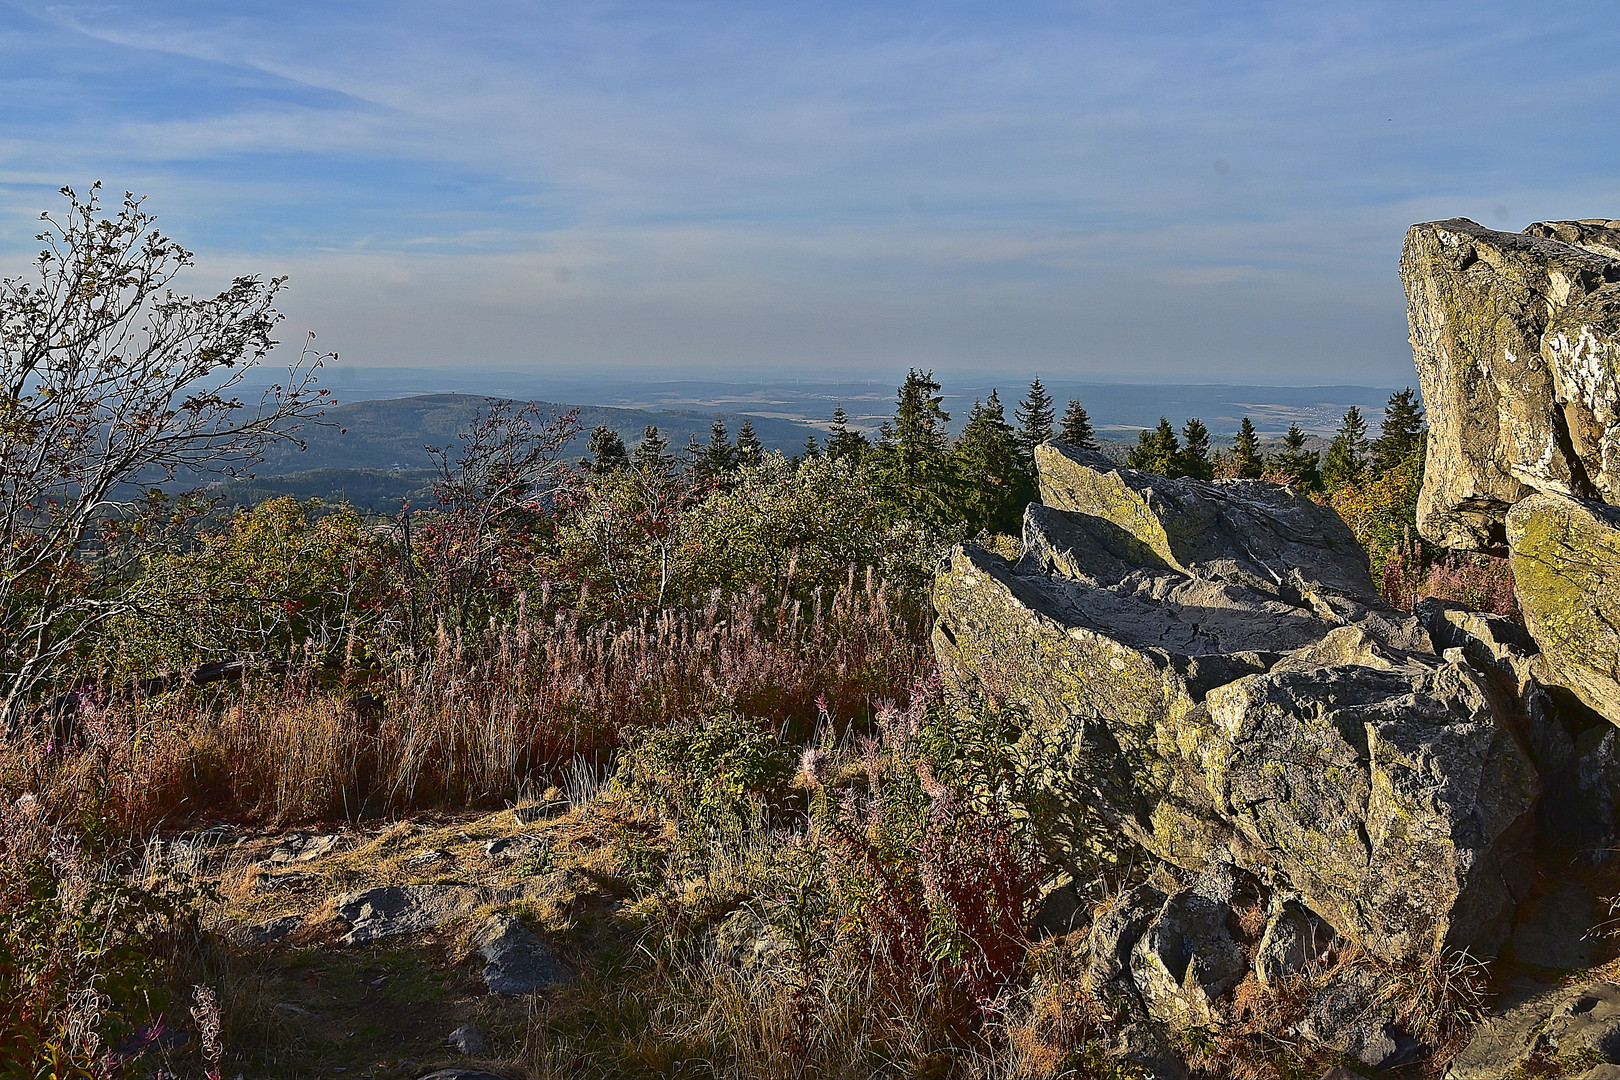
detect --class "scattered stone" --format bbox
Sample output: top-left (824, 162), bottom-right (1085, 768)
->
top-left (266, 832), bottom-right (344, 864)
top-left (1083, 884), bottom-right (1165, 987)
top-left (1029, 883), bottom-right (1084, 940)
top-left (1448, 978), bottom-right (1620, 1078)
top-left (1253, 898), bottom-right (1331, 987)
top-left (252, 871), bottom-right (314, 893)
top-left (1400, 217), bottom-right (1620, 551)
top-left (511, 801), bottom-right (568, 825)
top-left (1296, 965), bottom-right (1415, 1069)
top-left (707, 908), bottom-right (793, 975)
top-left (272, 1002), bottom-right (314, 1018)
top-left (1130, 867), bottom-right (1247, 1028)
top-left (415, 1071), bottom-right (509, 1080)
top-left (483, 835), bottom-right (548, 862)
top-left (242, 914), bottom-right (302, 945)
top-left (334, 883), bottom-right (482, 945)
top-left (472, 913), bottom-right (575, 995)
top-left (446, 1024), bottom-right (489, 1056)
top-left (403, 849), bottom-right (451, 867)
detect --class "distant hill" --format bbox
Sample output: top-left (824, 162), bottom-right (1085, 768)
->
top-left (224, 393), bottom-right (821, 512)
top-left (256, 393), bottom-right (819, 474)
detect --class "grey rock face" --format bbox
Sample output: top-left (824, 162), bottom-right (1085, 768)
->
top-left (1083, 884), bottom-right (1167, 988)
top-left (1034, 443), bottom-right (1382, 602)
top-left (1253, 898), bottom-right (1330, 988)
top-left (1508, 492), bottom-right (1620, 725)
top-left (1400, 217), bottom-right (1620, 551)
top-left (334, 883), bottom-right (483, 945)
top-left (1130, 877), bottom-right (1248, 1028)
top-left (1449, 979), bottom-right (1620, 1078)
top-left (933, 442), bottom-right (1539, 963)
top-left (265, 832), bottom-right (344, 864)
top-left (1511, 882), bottom-right (1598, 970)
top-left (472, 913), bottom-right (574, 995)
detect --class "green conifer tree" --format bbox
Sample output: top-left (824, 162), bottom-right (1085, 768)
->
top-left (875, 369), bottom-right (954, 523)
top-left (1127, 417), bottom-right (1181, 476)
top-left (1058, 398), bottom-right (1098, 450)
top-left (1226, 417), bottom-right (1263, 479)
top-left (951, 390), bottom-right (1030, 534)
top-left (825, 405), bottom-right (869, 461)
top-left (701, 417), bottom-right (736, 481)
top-left (1371, 388), bottom-right (1426, 473)
top-left (583, 425), bottom-right (629, 476)
top-left (1177, 417), bottom-right (1213, 480)
top-left (1270, 423), bottom-right (1320, 489)
top-left (632, 424), bottom-right (671, 473)
top-left (1322, 406), bottom-right (1369, 489)
top-left (734, 419), bottom-right (763, 468)
top-left (1015, 376), bottom-right (1056, 464)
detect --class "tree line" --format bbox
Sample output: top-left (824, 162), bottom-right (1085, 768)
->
top-left (576, 369), bottom-right (1428, 538)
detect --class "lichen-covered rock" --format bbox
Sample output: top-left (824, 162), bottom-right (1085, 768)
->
top-left (1400, 218), bottom-right (1620, 550)
top-left (1130, 868), bottom-right (1247, 1028)
top-left (933, 441), bottom-right (1540, 962)
top-left (1253, 898), bottom-right (1330, 987)
top-left (1508, 491), bottom-right (1620, 723)
top-left (1448, 979), bottom-right (1620, 1079)
top-left (1034, 443), bottom-right (1381, 602)
top-left (1523, 219), bottom-right (1620, 260)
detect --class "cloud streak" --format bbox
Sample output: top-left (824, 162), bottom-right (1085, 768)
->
top-left (0, 0), bottom-right (1616, 383)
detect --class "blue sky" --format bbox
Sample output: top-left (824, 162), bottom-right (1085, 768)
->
top-left (1, 1), bottom-right (1616, 385)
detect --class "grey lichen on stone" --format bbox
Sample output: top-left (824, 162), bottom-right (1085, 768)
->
top-left (932, 441), bottom-right (1539, 963)
top-left (1400, 217), bottom-right (1620, 551)
top-left (1508, 490), bottom-right (1620, 723)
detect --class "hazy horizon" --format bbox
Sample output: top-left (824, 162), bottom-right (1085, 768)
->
top-left (3, 2), bottom-right (1615, 384)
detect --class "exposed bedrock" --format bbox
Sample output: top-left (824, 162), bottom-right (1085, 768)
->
top-left (1508, 491), bottom-right (1620, 726)
top-left (933, 443), bottom-right (1540, 963)
top-left (1400, 217), bottom-right (1620, 552)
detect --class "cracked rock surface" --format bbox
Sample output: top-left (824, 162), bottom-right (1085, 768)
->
top-left (1400, 217), bottom-right (1620, 552)
top-left (933, 442), bottom-right (1539, 962)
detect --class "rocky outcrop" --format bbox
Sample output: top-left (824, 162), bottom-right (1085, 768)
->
top-left (933, 443), bottom-right (1540, 965)
top-left (1400, 218), bottom-right (1620, 551)
top-left (1448, 978), bottom-right (1620, 1079)
top-left (1507, 491), bottom-right (1620, 722)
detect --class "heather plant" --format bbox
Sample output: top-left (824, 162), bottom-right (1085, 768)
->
top-left (617, 713), bottom-right (798, 836)
top-left (802, 683), bottom-right (1045, 1016)
top-left (0, 701), bottom-right (211, 1076)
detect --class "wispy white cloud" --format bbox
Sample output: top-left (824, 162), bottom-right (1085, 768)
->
top-left (1, 0), bottom-right (1617, 382)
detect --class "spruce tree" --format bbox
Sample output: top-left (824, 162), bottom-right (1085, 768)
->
top-left (1371, 388), bottom-right (1426, 473)
top-left (632, 424), bottom-right (671, 473)
top-left (1127, 417), bottom-right (1181, 476)
top-left (682, 433), bottom-right (704, 476)
top-left (803, 434), bottom-right (820, 459)
top-left (1322, 406), bottom-right (1369, 489)
top-left (701, 417), bottom-right (735, 480)
top-left (825, 405), bottom-right (869, 461)
top-left (1270, 423), bottom-right (1320, 489)
top-left (734, 419), bottom-right (763, 468)
top-left (1058, 398), bottom-right (1098, 450)
top-left (1177, 417), bottom-right (1213, 480)
top-left (583, 425), bottom-right (629, 476)
top-left (951, 390), bottom-right (1029, 534)
top-left (1227, 417), bottom-right (1263, 478)
top-left (876, 368), bottom-right (954, 523)
top-left (1015, 376), bottom-right (1056, 463)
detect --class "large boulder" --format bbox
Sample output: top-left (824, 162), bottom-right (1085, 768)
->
top-left (933, 443), bottom-right (1540, 962)
top-left (1400, 218), bottom-right (1620, 551)
top-left (1508, 491), bottom-right (1620, 723)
